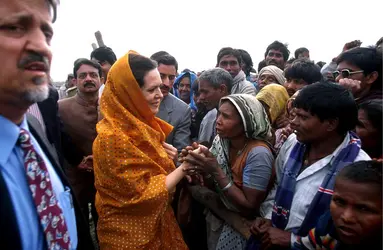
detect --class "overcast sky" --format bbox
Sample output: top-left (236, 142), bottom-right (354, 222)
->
top-left (50, 0), bottom-right (382, 81)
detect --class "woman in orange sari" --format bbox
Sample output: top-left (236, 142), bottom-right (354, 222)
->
top-left (93, 51), bottom-right (189, 249)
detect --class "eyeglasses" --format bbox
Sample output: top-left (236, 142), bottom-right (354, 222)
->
top-left (332, 69), bottom-right (364, 79)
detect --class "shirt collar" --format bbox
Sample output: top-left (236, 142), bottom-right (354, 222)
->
top-left (0, 115), bottom-right (29, 165)
top-left (329, 133), bottom-right (350, 159)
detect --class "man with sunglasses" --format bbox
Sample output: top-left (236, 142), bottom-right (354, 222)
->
top-left (335, 47), bottom-right (382, 105)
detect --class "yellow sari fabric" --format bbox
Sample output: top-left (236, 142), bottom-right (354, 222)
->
top-left (93, 51), bottom-right (188, 249)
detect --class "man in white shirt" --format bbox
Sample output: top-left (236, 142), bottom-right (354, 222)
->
top-left (250, 82), bottom-right (370, 249)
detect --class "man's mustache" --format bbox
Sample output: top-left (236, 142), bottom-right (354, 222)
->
top-left (84, 81), bottom-right (96, 87)
top-left (18, 51), bottom-right (50, 70)
top-left (160, 84), bottom-right (170, 91)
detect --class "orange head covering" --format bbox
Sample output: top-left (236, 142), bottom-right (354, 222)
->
top-left (99, 50), bottom-right (173, 141)
top-left (93, 51), bottom-right (187, 249)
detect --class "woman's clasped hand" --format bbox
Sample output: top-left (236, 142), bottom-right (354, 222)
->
top-left (180, 142), bottom-right (219, 173)
top-left (178, 142), bottom-right (220, 183)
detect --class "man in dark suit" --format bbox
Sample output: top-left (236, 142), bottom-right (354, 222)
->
top-left (150, 52), bottom-right (191, 153)
top-left (0, 0), bottom-right (93, 249)
top-left (28, 86), bottom-right (65, 165)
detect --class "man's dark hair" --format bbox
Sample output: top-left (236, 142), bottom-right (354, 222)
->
top-left (336, 47), bottom-right (382, 91)
top-left (150, 51), bottom-right (169, 59)
top-left (66, 73), bottom-right (74, 82)
top-left (337, 161), bottom-right (382, 190)
top-left (182, 68), bottom-right (196, 74)
top-left (237, 49), bottom-right (254, 75)
top-left (216, 47), bottom-right (242, 66)
top-left (285, 57), bottom-right (297, 68)
top-left (316, 61), bottom-right (326, 69)
top-left (294, 82), bottom-right (357, 135)
top-left (73, 59), bottom-right (102, 79)
top-left (294, 47), bottom-right (309, 58)
top-left (150, 51), bottom-right (178, 71)
top-left (90, 46), bottom-right (117, 66)
top-left (285, 59), bottom-right (322, 84)
top-left (359, 99), bottom-right (383, 141)
top-left (258, 60), bottom-right (267, 72)
top-left (192, 78), bottom-right (200, 95)
top-left (74, 58), bottom-right (87, 66)
top-left (264, 41), bottom-right (290, 61)
top-left (129, 54), bottom-right (158, 88)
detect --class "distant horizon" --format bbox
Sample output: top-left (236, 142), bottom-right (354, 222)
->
top-left (50, 0), bottom-right (382, 81)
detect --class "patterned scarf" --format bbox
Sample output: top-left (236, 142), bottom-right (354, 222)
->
top-left (271, 132), bottom-right (361, 235)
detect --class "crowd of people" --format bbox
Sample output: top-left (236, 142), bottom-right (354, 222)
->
top-left (0, 1), bottom-right (382, 250)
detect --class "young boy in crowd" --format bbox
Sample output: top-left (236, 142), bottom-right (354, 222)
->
top-left (284, 59), bottom-right (322, 96)
top-left (294, 160), bottom-right (382, 250)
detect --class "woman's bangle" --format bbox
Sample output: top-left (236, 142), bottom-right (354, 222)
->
top-left (221, 181), bottom-right (233, 191)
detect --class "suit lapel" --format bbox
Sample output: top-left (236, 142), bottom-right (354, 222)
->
top-left (37, 87), bottom-right (56, 138)
top-left (157, 95), bottom-right (173, 123)
top-left (27, 114), bottom-right (68, 186)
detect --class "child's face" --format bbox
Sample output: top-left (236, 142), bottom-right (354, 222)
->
top-left (330, 178), bottom-right (382, 245)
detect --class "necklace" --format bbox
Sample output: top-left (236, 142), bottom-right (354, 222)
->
top-left (237, 142), bottom-right (248, 156)
top-left (228, 141), bottom-right (249, 163)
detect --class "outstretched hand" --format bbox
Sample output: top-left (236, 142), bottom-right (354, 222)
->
top-left (163, 142), bottom-right (178, 162)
